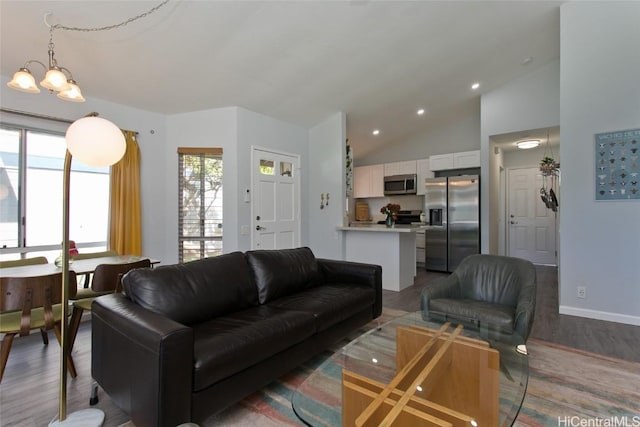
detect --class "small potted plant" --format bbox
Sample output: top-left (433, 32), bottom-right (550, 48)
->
top-left (380, 203), bottom-right (401, 227)
top-left (539, 156), bottom-right (559, 176)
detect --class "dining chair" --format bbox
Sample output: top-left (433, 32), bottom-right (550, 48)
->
top-left (70, 250), bottom-right (119, 288)
top-left (67, 258), bottom-right (150, 405)
top-left (0, 256), bottom-right (49, 269)
top-left (0, 271), bottom-right (79, 383)
top-left (0, 256), bottom-right (52, 345)
top-left (68, 258), bottom-right (151, 354)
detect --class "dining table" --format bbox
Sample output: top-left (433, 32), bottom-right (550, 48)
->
top-left (0, 255), bottom-right (160, 278)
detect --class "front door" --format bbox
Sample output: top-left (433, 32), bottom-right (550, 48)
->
top-left (507, 167), bottom-right (557, 265)
top-left (252, 148), bottom-right (300, 250)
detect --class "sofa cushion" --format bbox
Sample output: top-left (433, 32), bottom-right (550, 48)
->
top-left (245, 247), bottom-right (321, 304)
top-left (122, 252), bottom-right (258, 325)
top-left (266, 284), bottom-right (376, 332)
top-left (429, 298), bottom-right (515, 332)
top-left (191, 305), bottom-right (316, 391)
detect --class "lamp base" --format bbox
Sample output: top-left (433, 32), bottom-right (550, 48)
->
top-left (48, 409), bottom-right (105, 427)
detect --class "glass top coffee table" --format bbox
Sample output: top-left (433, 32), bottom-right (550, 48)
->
top-left (292, 311), bottom-right (528, 426)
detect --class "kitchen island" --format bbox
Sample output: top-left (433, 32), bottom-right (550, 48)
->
top-left (337, 223), bottom-right (423, 291)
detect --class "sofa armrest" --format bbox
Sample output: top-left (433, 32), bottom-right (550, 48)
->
top-left (514, 278), bottom-right (537, 342)
top-left (317, 258), bottom-right (382, 318)
top-left (91, 293), bottom-right (194, 427)
top-left (420, 273), bottom-right (461, 320)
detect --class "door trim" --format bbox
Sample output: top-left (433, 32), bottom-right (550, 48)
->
top-left (506, 165), bottom-right (558, 266)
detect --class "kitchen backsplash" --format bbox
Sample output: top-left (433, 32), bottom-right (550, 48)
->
top-left (352, 194), bottom-right (424, 222)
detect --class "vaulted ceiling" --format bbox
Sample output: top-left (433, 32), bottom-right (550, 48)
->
top-left (0, 1), bottom-right (562, 157)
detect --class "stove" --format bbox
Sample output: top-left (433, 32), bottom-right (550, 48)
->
top-left (377, 210), bottom-right (422, 225)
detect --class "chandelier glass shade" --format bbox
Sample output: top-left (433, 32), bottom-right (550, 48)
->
top-left (7, 68), bottom-right (41, 93)
top-left (40, 67), bottom-right (71, 91)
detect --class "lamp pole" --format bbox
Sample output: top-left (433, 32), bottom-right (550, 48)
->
top-left (49, 114), bottom-right (125, 426)
top-left (59, 148), bottom-right (72, 420)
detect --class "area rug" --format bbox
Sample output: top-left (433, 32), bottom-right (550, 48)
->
top-left (203, 308), bottom-right (640, 427)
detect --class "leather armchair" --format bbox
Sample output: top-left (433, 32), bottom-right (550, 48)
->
top-left (421, 254), bottom-right (537, 341)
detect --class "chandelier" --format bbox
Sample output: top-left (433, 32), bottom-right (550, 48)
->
top-left (7, 0), bottom-right (170, 104)
top-left (7, 24), bottom-right (85, 102)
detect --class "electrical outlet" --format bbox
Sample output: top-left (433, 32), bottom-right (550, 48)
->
top-left (577, 286), bottom-right (586, 299)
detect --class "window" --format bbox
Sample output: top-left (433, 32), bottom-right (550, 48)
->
top-left (178, 147), bottom-right (223, 263)
top-left (0, 125), bottom-right (110, 261)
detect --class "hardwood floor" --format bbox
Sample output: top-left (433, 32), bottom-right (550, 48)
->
top-left (385, 264), bottom-right (640, 362)
top-left (0, 320), bottom-right (130, 426)
top-left (1, 265), bottom-right (638, 426)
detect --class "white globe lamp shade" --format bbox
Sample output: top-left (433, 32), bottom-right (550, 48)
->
top-left (65, 117), bottom-right (126, 167)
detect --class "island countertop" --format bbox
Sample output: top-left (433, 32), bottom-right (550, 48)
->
top-left (337, 223), bottom-right (425, 233)
top-left (338, 223), bottom-right (422, 292)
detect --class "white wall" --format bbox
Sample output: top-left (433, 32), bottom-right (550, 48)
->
top-left (0, 75), bottom-right (168, 263)
top-left (165, 107), bottom-right (238, 263)
top-left (559, 2), bottom-right (640, 325)
top-left (166, 107), bottom-right (309, 261)
top-left (480, 59), bottom-right (560, 253)
top-left (503, 145), bottom-right (560, 169)
top-left (358, 99), bottom-right (480, 166)
top-left (2, 79), bottom-right (328, 266)
top-left (308, 112), bottom-right (347, 259)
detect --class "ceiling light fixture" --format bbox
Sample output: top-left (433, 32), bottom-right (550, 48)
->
top-left (471, 82), bottom-right (480, 90)
top-left (372, 130), bottom-right (380, 135)
top-left (516, 139), bottom-right (540, 149)
top-left (417, 109), bottom-right (425, 115)
top-left (7, 22), bottom-right (85, 102)
top-left (8, 1), bottom-right (170, 105)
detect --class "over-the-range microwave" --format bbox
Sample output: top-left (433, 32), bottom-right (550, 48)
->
top-left (383, 174), bottom-right (417, 195)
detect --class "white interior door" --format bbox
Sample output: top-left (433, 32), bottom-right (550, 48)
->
top-left (507, 167), bottom-right (557, 265)
top-left (252, 148), bottom-right (300, 250)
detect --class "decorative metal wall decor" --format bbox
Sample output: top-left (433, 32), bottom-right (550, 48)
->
top-left (595, 128), bottom-right (640, 200)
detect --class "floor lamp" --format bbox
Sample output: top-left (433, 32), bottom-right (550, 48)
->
top-left (49, 114), bottom-right (126, 427)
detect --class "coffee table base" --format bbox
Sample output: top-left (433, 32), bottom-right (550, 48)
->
top-left (342, 322), bottom-right (499, 426)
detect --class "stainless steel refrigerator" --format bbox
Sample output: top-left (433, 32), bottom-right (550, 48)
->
top-left (424, 175), bottom-right (479, 272)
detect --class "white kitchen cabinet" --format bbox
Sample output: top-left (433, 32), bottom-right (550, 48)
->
top-left (416, 158), bottom-right (434, 195)
top-left (384, 160), bottom-right (416, 176)
top-left (370, 164), bottom-right (384, 196)
top-left (454, 150), bottom-right (481, 168)
top-left (429, 153), bottom-right (454, 171)
top-left (429, 150), bottom-right (480, 171)
top-left (353, 164), bottom-right (384, 198)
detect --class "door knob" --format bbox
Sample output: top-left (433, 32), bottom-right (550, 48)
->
top-left (510, 221), bottom-right (518, 225)
top-left (256, 225), bottom-right (266, 231)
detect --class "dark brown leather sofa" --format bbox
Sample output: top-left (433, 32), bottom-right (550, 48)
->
top-left (91, 247), bottom-right (382, 427)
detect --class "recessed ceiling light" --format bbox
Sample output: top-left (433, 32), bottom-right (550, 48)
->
top-left (372, 129), bottom-right (380, 135)
top-left (516, 139), bottom-right (540, 149)
top-left (417, 109), bottom-right (425, 115)
top-left (471, 82), bottom-right (480, 90)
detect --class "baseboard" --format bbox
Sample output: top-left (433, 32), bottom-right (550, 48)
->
top-left (559, 305), bottom-right (640, 326)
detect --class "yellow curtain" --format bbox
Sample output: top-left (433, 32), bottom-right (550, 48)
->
top-left (108, 130), bottom-right (142, 255)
